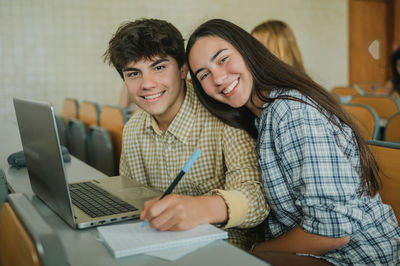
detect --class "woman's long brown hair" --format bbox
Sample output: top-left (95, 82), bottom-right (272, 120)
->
top-left (186, 19), bottom-right (380, 197)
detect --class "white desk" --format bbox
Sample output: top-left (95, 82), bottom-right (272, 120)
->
top-left (1, 117), bottom-right (269, 266)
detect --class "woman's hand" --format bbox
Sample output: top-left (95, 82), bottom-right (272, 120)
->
top-left (252, 226), bottom-right (350, 256)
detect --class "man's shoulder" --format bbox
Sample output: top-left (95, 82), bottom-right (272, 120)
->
top-left (197, 104), bottom-right (254, 141)
top-left (182, 83), bottom-right (252, 137)
top-left (193, 99), bottom-right (225, 127)
top-left (190, 94), bottom-right (252, 135)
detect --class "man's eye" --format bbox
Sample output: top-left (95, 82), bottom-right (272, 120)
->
top-left (155, 65), bottom-right (165, 71)
top-left (128, 71), bottom-right (139, 77)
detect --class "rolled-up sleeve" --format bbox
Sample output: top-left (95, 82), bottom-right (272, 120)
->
top-left (209, 124), bottom-right (269, 229)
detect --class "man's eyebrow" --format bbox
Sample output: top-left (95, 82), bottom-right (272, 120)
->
top-left (150, 58), bottom-right (169, 67)
top-left (122, 67), bottom-right (139, 73)
top-left (194, 48), bottom-right (227, 76)
top-left (122, 58), bottom-right (170, 73)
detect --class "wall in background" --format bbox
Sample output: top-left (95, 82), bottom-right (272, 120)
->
top-left (0, 0), bottom-right (347, 121)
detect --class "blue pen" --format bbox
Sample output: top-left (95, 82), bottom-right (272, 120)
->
top-left (142, 149), bottom-right (202, 227)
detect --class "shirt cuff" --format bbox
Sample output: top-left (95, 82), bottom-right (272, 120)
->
top-left (209, 189), bottom-right (248, 229)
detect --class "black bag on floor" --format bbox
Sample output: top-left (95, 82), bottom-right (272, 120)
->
top-left (7, 146), bottom-right (71, 169)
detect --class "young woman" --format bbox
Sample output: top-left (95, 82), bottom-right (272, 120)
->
top-left (251, 20), bottom-right (305, 73)
top-left (186, 19), bottom-right (400, 265)
top-left (381, 48), bottom-right (400, 101)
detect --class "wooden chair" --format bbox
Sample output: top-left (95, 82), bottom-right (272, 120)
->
top-left (350, 95), bottom-right (400, 120)
top-left (87, 126), bottom-right (116, 176)
top-left (0, 193), bottom-right (69, 266)
top-left (67, 119), bottom-right (87, 162)
top-left (0, 169), bottom-right (8, 214)
top-left (353, 81), bottom-right (385, 94)
top-left (99, 106), bottom-right (129, 173)
top-left (78, 101), bottom-right (100, 131)
top-left (331, 86), bottom-right (361, 104)
top-left (385, 112), bottom-right (400, 142)
top-left (343, 103), bottom-right (380, 139)
top-left (61, 98), bottom-right (79, 127)
top-left (367, 140), bottom-right (400, 223)
top-left (332, 86), bottom-right (361, 97)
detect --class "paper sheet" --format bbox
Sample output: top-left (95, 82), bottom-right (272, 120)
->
top-left (97, 222), bottom-right (228, 259)
top-left (98, 233), bottom-right (216, 261)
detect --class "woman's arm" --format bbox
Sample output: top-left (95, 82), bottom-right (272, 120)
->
top-left (254, 98), bottom-right (357, 256)
top-left (253, 225), bottom-right (350, 255)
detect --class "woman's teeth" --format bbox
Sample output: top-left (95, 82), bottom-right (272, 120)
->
top-left (223, 79), bottom-right (238, 94)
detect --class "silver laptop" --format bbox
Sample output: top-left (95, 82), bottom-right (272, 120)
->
top-left (13, 97), bottom-right (160, 229)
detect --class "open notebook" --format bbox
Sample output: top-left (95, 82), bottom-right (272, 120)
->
top-left (97, 222), bottom-right (228, 259)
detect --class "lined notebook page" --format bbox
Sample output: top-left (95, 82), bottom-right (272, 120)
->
top-left (97, 222), bottom-right (228, 259)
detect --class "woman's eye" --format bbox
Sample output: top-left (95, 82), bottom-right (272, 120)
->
top-left (219, 56), bottom-right (228, 64)
top-left (200, 72), bottom-right (209, 81)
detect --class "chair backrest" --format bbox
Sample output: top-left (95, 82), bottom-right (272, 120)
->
top-left (67, 119), bottom-right (87, 162)
top-left (350, 95), bottom-right (400, 120)
top-left (353, 81), bottom-right (385, 94)
top-left (61, 98), bottom-right (79, 126)
top-left (343, 103), bottom-right (380, 139)
top-left (0, 169), bottom-right (8, 214)
top-left (78, 101), bottom-right (100, 131)
top-left (99, 105), bottom-right (129, 173)
top-left (55, 115), bottom-right (68, 147)
top-left (332, 86), bottom-right (360, 96)
top-left (385, 112), bottom-right (400, 142)
top-left (87, 126), bottom-right (116, 176)
top-left (367, 140), bottom-right (400, 223)
top-left (0, 193), bottom-right (69, 266)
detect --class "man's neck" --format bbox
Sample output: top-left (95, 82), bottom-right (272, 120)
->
top-left (153, 81), bottom-right (187, 134)
top-left (155, 118), bottom-right (171, 134)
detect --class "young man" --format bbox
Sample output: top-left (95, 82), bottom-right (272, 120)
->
top-left (103, 19), bottom-right (268, 250)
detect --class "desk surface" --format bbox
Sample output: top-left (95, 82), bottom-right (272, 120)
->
top-left (1, 118), bottom-right (269, 266)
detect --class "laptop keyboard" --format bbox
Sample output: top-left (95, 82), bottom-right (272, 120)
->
top-left (69, 182), bottom-right (138, 218)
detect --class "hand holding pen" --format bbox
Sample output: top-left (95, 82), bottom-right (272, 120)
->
top-left (140, 149), bottom-right (201, 230)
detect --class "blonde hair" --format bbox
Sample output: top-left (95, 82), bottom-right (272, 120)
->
top-left (251, 20), bottom-right (305, 72)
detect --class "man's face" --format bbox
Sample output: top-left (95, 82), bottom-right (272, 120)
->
top-left (122, 56), bottom-right (187, 124)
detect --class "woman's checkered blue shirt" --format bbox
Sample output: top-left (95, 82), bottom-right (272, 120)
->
top-left (255, 89), bottom-right (400, 265)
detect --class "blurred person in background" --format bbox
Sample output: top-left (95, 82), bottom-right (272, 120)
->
top-left (381, 48), bottom-right (400, 101)
top-left (251, 20), bottom-right (305, 73)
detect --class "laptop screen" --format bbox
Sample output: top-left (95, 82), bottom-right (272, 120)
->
top-left (13, 98), bottom-right (76, 228)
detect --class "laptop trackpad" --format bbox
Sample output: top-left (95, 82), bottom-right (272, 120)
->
top-left (117, 187), bottom-right (160, 200)
top-left (92, 176), bottom-right (160, 201)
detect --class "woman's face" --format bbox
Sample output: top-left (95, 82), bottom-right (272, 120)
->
top-left (188, 36), bottom-right (253, 109)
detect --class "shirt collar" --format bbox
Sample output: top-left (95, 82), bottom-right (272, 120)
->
top-left (255, 88), bottom-right (285, 131)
